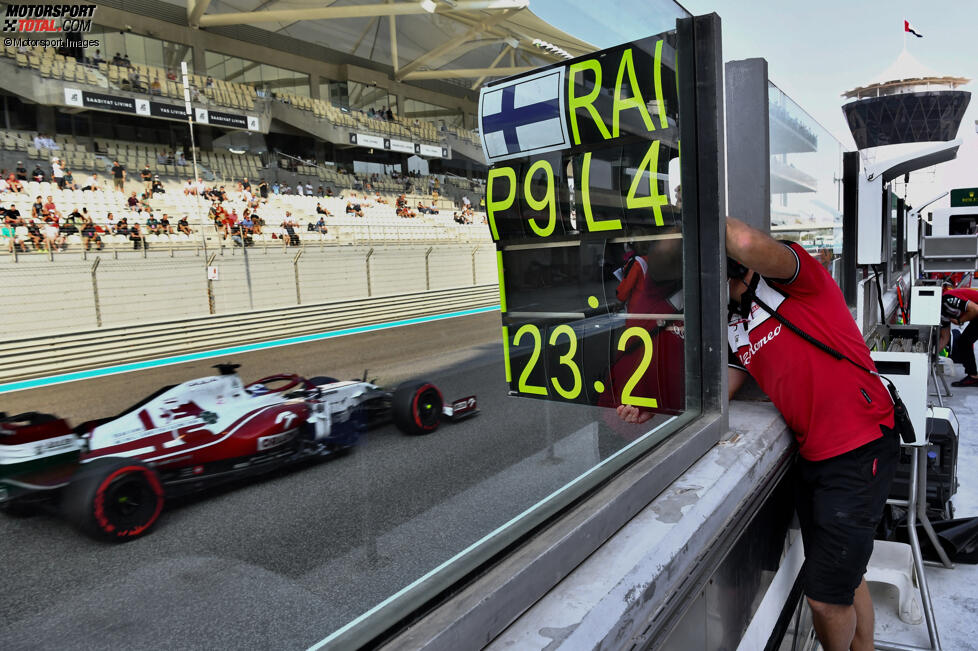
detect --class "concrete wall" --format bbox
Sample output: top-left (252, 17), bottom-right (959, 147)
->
top-left (0, 244), bottom-right (496, 336)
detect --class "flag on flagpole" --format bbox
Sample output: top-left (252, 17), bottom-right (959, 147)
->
top-left (905, 20), bottom-right (923, 38)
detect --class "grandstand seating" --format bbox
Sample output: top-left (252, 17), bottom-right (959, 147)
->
top-left (1, 170), bottom-right (488, 254)
top-left (1, 46), bottom-right (484, 148)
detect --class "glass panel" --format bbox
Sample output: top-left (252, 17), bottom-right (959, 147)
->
top-left (768, 82), bottom-right (845, 284)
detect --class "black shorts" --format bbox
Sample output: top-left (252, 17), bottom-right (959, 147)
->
top-left (794, 425), bottom-right (900, 605)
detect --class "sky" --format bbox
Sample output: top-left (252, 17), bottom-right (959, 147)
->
top-left (534, 0), bottom-right (978, 209)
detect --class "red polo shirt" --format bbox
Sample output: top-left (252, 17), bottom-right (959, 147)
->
top-left (728, 243), bottom-right (894, 461)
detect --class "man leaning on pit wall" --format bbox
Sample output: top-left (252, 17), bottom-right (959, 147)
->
top-left (726, 216), bottom-right (898, 651)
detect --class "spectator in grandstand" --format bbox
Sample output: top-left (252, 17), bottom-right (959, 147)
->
top-left (314, 216), bottom-right (328, 235)
top-left (43, 196), bottom-right (60, 222)
top-left (112, 52), bottom-right (123, 65)
top-left (0, 175), bottom-right (8, 195)
top-left (123, 54), bottom-right (132, 68)
top-left (271, 182), bottom-right (280, 195)
top-left (32, 165), bottom-right (46, 182)
top-left (15, 162), bottom-right (27, 182)
top-left (127, 69), bottom-right (146, 93)
top-left (250, 211), bottom-right (264, 235)
top-left (152, 176), bottom-right (165, 195)
top-left (25, 219), bottom-right (42, 250)
top-left (5, 204), bottom-right (23, 227)
top-left (140, 165), bottom-right (153, 195)
top-left (67, 207), bottom-right (81, 224)
top-left (31, 196), bottom-right (47, 221)
top-left (42, 217), bottom-right (65, 252)
top-left (62, 168), bottom-right (77, 191)
top-left (195, 177), bottom-right (206, 195)
top-left (129, 222), bottom-right (144, 249)
top-left (166, 69), bottom-right (177, 81)
top-left (183, 179), bottom-right (196, 196)
top-left (150, 77), bottom-right (162, 95)
top-left (205, 76), bottom-right (214, 89)
top-left (316, 202), bottom-right (331, 217)
top-left (176, 151), bottom-right (188, 167)
top-left (158, 213), bottom-right (172, 234)
top-left (305, 182), bottom-right (313, 196)
top-left (1, 221), bottom-right (25, 253)
top-left (224, 208), bottom-right (239, 235)
top-left (6, 170), bottom-right (23, 193)
top-left (385, 106), bottom-right (394, 121)
top-left (282, 222), bottom-right (300, 247)
top-left (146, 213), bottom-right (161, 235)
top-left (462, 195), bottom-right (471, 210)
top-left (345, 200), bottom-right (364, 218)
top-left (111, 160), bottom-right (126, 192)
top-left (258, 178), bottom-right (269, 200)
top-left (81, 217), bottom-right (103, 251)
top-left (90, 49), bottom-right (104, 65)
top-left (113, 216), bottom-right (129, 237)
top-left (177, 216), bottom-right (192, 236)
top-left (59, 218), bottom-right (78, 236)
top-left (157, 151), bottom-right (168, 165)
top-left (127, 191), bottom-right (140, 211)
top-left (51, 158), bottom-right (65, 189)
top-left (325, 186), bottom-right (334, 197)
top-left (296, 183), bottom-right (304, 196)
top-left (82, 173), bottom-right (100, 192)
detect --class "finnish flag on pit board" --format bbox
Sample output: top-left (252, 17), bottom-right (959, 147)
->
top-left (479, 67), bottom-right (570, 164)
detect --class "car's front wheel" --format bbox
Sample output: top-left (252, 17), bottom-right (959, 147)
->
top-left (62, 458), bottom-right (165, 541)
top-left (392, 381), bottom-right (443, 435)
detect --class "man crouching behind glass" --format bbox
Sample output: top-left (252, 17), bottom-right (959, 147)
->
top-left (725, 216), bottom-right (898, 651)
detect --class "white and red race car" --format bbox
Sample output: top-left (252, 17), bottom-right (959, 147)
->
top-left (0, 364), bottom-right (477, 540)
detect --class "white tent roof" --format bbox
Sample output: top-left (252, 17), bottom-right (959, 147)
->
top-left (843, 47), bottom-right (969, 98)
top-left (171, 0), bottom-right (596, 91)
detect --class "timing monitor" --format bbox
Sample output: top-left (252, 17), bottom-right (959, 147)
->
top-left (855, 139), bottom-right (962, 265)
top-left (478, 32), bottom-right (688, 415)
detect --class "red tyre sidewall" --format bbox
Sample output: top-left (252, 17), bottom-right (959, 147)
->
top-left (411, 384), bottom-right (442, 432)
top-left (93, 465), bottom-right (164, 538)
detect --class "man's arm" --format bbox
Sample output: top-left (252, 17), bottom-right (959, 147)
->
top-left (725, 217), bottom-right (797, 280)
top-left (728, 366), bottom-right (749, 400)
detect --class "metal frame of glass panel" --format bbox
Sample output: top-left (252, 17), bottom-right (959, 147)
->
top-left (314, 12), bottom-right (728, 650)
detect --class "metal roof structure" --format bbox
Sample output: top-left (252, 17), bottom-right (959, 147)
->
top-left (167, 0), bottom-right (596, 91)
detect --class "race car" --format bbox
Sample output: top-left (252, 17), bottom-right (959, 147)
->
top-left (0, 363), bottom-right (477, 541)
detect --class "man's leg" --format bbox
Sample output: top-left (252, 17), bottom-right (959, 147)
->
top-left (851, 577), bottom-right (875, 651)
top-left (957, 320), bottom-right (978, 378)
top-left (807, 599), bottom-right (856, 651)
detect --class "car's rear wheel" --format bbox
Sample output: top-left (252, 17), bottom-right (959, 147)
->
top-left (392, 381), bottom-right (443, 435)
top-left (62, 458), bottom-right (164, 541)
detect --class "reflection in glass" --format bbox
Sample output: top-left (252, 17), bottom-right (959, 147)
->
top-left (768, 82), bottom-right (845, 284)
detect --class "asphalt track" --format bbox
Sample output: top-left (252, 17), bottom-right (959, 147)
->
top-left (0, 312), bottom-right (660, 650)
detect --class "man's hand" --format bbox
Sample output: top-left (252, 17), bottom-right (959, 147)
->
top-left (616, 404), bottom-right (653, 424)
top-left (726, 217), bottom-right (798, 280)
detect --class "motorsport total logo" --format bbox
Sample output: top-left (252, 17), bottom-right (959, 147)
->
top-left (3, 4), bottom-right (97, 33)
